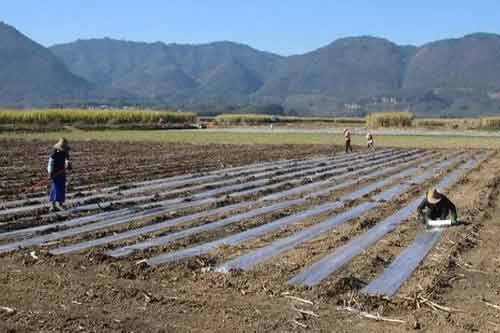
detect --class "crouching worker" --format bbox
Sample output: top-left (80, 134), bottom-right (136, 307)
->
top-left (48, 138), bottom-right (72, 211)
top-left (417, 187), bottom-right (458, 226)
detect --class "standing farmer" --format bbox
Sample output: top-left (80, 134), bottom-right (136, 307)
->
top-left (48, 138), bottom-right (72, 211)
top-left (366, 132), bottom-right (375, 150)
top-left (344, 128), bottom-right (353, 153)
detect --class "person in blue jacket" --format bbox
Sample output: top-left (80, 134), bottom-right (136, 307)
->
top-left (47, 138), bottom-right (72, 211)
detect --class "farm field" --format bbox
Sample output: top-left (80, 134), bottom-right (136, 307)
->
top-left (1, 138), bottom-right (500, 332)
top-left (3, 129), bottom-right (500, 149)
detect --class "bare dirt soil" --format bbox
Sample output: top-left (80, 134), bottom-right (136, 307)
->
top-left (0, 139), bottom-right (336, 201)
top-left (1, 139), bottom-right (499, 332)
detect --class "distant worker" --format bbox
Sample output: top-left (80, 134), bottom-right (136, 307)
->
top-left (366, 132), bottom-right (375, 150)
top-left (417, 187), bottom-right (458, 226)
top-left (47, 138), bottom-right (72, 211)
top-left (344, 128), bottom-right (352, 153)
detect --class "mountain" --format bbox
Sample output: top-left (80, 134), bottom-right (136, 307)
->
top-left (0, 22), bottom-right (135, 107)
top-left (258, 37), bottom-right (412, 98)
top-left (1, 20), bottom-right (500, 116)
top-left (52, 34), bottom-right (500, 116)
top-left (255, 37), bottom-right (417, 113)
top-left (0, 22), bottom-right (96, 106)
top-left (403, 33), bottom-right (500, 90)
top-left (399, 33), bottom-right (500, 116)
top-left (191, 59), bottom-right (264, 104)
top-left (50, 39), bottom-right (280, 104)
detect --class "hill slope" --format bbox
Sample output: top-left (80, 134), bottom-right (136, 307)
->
top-left (404, 33), bottom-right (500, 90)
top-left (0, 22), bottom-right (95, 106)
top-left (1, 20), bottom-right (500, 116)
top-left (53, 34), bottom-right (500, 116)
top-left (51, 39), bottom-right (281, 104)
top-left (254, 37), bottom-right (417, 113)
top-left (257, 37), bottom-right (413, 99)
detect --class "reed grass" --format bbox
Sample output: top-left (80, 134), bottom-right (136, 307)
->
top-left (366, 112), bottom-right (414, 128)
top-left (0, 109), bottom-right (196, 125)
top-left (480, 117), bottom-right (500, 130)
top-left (214, 114), bottom-right (365, 125)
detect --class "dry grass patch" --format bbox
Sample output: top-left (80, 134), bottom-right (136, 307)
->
top-left (366, 112), bottom-right (414, 128)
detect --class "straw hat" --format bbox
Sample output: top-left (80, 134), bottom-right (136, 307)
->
top-left (427, 187), bottom-right (442, 204)
top-left (54, 137), bottom-right (70, 151)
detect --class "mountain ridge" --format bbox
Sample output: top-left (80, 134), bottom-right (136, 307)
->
top-left (1, 21), bottom-right (500, 115)
top-left (0, 22), bottom-right (94, 106)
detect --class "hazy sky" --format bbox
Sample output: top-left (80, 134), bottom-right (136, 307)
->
top-left (2, 1), bottom-right (500, 55)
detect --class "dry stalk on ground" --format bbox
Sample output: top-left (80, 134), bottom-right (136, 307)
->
top-left (400, 293), bottom-right (464, 313)
top-left (284, 295), bottom-right (314, 305)
top-left (336, 306), bottom-right (406, 324)
top-left (0, 306), bottom-right (15, 314)
top-left (481, 299), bottom-right (500, 311)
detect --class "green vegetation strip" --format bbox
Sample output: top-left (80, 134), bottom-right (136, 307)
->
top-left (1, 130), bottom-right (500, 149)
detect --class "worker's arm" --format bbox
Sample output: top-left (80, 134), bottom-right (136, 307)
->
top-left (65, 151), bottom-right (72, 171)
top-left (47, 157), bottom-right (54, 177)
top-left (444, 196), bottom-right (458, 222)
top-left (417, 198), bottom-right (427, 219)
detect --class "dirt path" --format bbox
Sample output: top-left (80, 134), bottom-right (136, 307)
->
top-left (200, 126), bottom-right (500, 138)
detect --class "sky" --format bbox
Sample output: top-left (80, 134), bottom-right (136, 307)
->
top-left (2, 1), bottom-right (500, 55)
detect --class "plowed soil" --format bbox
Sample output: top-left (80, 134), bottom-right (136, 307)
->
top-left (0, 140), bottom-right (337, 201)
top-left (1, 139), bottom-right (499, 332)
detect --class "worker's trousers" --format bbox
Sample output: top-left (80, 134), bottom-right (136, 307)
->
top-left (345, 140), bottom-right (352, 153)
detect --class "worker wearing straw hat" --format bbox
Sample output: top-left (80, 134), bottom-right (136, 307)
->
top-left (417, 187), bottom-right (458, 225)
top-left (366, 132), bottom-right (375, 150)
top-left (344, 128), bottom-right (352, 153)
top-left (47, 138), bottom-right (72, 211)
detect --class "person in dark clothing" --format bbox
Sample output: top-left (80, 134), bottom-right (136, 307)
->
top-left (417, 187), bottom-right (458, 225)
top-left (48, 138), bottom-right (72, 211)
top-left (344, 128), bottom-right (353, 153)
top-left (366, 132), bottom-right (375, 150)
